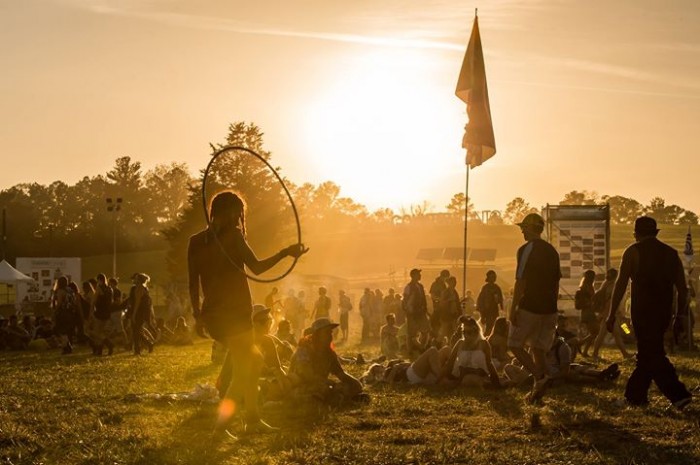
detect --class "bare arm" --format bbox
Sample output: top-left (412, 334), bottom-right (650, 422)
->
top-left (441, 339), bottom-right (462, 379)
top-left (607, 248), bottom-right (634, 332)
top-left (480, 340), bottom-right (501, 386)
top-left (187, 238), bottom-right (201, 318)
top-left (674, 256), bottom-right (688, 318)
top-left (509, 278), bottom-right (526, 324)
top-left (237, 230), bottom-right (308, 275)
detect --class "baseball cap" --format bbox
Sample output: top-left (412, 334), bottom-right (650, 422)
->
top-left (410, 268), bottom-right (422, 278)
top-left (634, 216), bottom-right (658, 234)
top-left (517, 213), bottom-right (545, 228)
top-left (310, 317), bottom-right (339, 333)
top-left (251, 304), bottom-right (271, 322)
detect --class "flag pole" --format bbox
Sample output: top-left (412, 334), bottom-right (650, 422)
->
top-left (462, 164), bottom-right (470, 298)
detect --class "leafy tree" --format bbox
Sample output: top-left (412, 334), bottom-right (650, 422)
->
top-left (601, 195), bottom-right (643, 225)
top-left (560, 190), bottom-right (599, 205)
top-left (445, 193), bottom-right (479, 221)
top-left (503, 197), bottom-right (538, 225)
top-left (678, 210), bottom-right (699, 225)
top-left (144, 162), bottom-right (193, 227)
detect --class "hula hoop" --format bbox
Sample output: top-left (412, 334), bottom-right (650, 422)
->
top-left (201, 145), bottom-right (302, 283)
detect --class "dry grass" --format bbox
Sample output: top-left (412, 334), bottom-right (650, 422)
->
top-left (1, 338), bottom-right (700, 465)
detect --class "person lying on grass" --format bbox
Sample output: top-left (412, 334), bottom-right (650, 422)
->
top-left (288, 317), bottom-right (365, 404)
top-left (504, 333), bottom-right (620, 389)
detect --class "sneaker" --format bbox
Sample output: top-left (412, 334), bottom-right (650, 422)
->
top-left (244, 419), bottom-right (279, 434)
top-left (672, 397), bottom-right (692, 411)
top-left (526, 376), bottom-right (550, 404)
top-left (599, 363), bottom-right (620, 381)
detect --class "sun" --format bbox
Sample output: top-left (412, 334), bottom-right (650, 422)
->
top-left (302, 49), bottom-right (464, 211)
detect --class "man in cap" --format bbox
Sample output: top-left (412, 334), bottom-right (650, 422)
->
top-left (606, 216), bottom-right (692, 410)
top-left (508, 213), bottom-right (561, 403)
top-left (288, 317), bottom-right (363, 403)
top-left (403, 268), bottom-right (429, 356)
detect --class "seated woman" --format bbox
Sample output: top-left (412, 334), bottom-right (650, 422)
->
top-left (380, 313), bottom-right (400, 360)
top-left (172, 316), bottom-right (194, 345)
top-left (252, 305), bottom-right (292, 401)
top-left (487, 317), bottom-right (512, 371)
top-left (288, 317), bottom-right (364, 404)
top-left (444, 317), bottom-right (502, 387)
top-left (275, 319), bottom-right (297, 347)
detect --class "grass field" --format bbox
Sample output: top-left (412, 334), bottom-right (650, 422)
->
top-left (2, 337), bottom-right (700, 465)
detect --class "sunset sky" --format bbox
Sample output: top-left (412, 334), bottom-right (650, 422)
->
top-left (2, 0), bottom-right (699, 215)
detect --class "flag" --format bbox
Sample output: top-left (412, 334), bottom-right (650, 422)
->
top-left (684, 226), bottom-right (694, 261)
top-left (455, 14), bottom-right (496, 168)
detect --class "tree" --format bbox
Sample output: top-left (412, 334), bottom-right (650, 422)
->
top-left (503, 197), bottom-right (538, 225)
top-left (144, 162), bottom-right (193, 227)
top-left (560, 190), bottom-right (599, 205)
top-left (601, 195), bottom-right (643, 225)
top-left (445, 193), bottom-right (479, 221)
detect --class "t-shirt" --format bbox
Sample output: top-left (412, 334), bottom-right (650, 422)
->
top-left (314, 295), bottom-right (331, 318)
top-left (515, 238), bottom-right (561, 314)
top-left (477, 283), bottom-right (503, 317)
top-left (94, 283), bottom-right (113, 321)
top-left (546, 337), bottom-right (572, 375)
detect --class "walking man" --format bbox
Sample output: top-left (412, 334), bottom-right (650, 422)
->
top-left (606, 216), bottom-right (692, 410)
top-left (507, 213), bottom-right (561, 402)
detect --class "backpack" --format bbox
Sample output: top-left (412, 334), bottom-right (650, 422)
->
top-left (591, 288), bottom-right (607, 314)
top-left (94, 284), bottom-right (114, 320)
top-left (574, 289), bottom-right (586, 310)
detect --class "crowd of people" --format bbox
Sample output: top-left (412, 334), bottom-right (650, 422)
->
top-left (0, 272), bottom-right (194, 355)
top-left (3, 187), bottom-right (696, 436)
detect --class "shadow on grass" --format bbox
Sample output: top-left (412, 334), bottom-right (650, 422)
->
top-left (552, 417), bottom-right (699, 465)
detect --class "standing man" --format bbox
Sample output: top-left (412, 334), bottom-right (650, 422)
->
top-left (359, 288), bottom-right (373, 343)
top-left (606, 216), bottom-right (692, 410)
top-left (338, 290), bottom-right (352, 343)
top-left (403, 268), bottom-right (429, 356)
top-left (313, 287), bottom-right (331, 320)
top-left (429, 270), bottom-right (450, 336)
top-left (476, 270), bottom-right (504, 336)
top-left (507, 213), bottom-right (561, 403)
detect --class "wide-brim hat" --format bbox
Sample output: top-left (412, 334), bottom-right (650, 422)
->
top-left (251, 304), bottom-right (271, 322)
top-left (310, 317), bottom-right (339, 333)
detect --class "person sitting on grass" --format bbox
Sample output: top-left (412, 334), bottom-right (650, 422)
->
top-left (172, 316), bottom-right (194, 345)
top-left (33, 317), bottom-right (61, 349)
top-left (505, 333), bottom-right (620, 387)
top-left (380, 313), bottom-right (400, 359)
top-left (275, 318), bottom-right (297, 347)
top-left (443, 317), bottom-right (503, 387)
top-left (5, 315), bottom-right (31, 350)
top-left (252, 305), bottom-right (292, 402)
top-left (288, 317), bottom-right (364, 404)
top-left (487, 317), bottom-right (512, 371)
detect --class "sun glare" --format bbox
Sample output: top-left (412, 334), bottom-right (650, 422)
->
top-left (303, 50), bottom-right (463, 211)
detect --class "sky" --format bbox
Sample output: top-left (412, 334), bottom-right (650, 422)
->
top-left (2, 0), bottom-right (700, 215)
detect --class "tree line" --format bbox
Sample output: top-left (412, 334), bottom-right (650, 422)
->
top-left (1, 122), bottom-right (696, 271)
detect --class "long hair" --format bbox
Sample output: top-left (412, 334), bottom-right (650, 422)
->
top-left (209, 190), bottom-right (246, 237)
top-left (579, 270), bottom-right (596, 291)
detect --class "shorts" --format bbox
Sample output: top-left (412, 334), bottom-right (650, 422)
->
top-left (406, 366), bottom-right (436, 385)
top-left (508, 309), bottom-right (557, 350)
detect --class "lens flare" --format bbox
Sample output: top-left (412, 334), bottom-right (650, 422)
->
top-left (217, 399), bottom-right (236, 425)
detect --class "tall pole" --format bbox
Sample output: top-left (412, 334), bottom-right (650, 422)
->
top-left (462, 164), bottom-right (470, 298)
top-left (112, 212), bottom-right (117, 279)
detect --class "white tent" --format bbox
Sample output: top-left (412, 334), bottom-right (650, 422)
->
top-left (0, 259), bottom-right (34, 284)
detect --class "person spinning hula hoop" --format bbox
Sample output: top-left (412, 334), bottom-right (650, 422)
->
top-left (188, 191), bottom-right (308, 433)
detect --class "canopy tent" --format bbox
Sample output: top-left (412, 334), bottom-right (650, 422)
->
top-left (0, 260), bottom-right (34, 284)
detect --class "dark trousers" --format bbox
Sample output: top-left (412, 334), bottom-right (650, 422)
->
top-left (132, 313), bottom-right (154, 354)
top-left (625, 320), bottom-right (691, 405)
top-left (361, 315), bottom-right (370, 342)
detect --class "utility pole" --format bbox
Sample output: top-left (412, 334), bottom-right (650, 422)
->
top-left (106, 197), bottom-right (122, 279)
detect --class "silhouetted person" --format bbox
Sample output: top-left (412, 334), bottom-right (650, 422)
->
top-left (606, 216), bottom-right (692, 410)
top-left (440, 276), bottom-right (461, 339)
top-left (429, 270), bottom-right (450, 335)
top-left (338, 290), bottom-right (352, 342)
top-left (508, 213), bottom-right (561, 403)
top-left (403, 268), bottom-right (429, 357)
top-left (126, 273), bottom-right (156, 355)
top-left (52, 276), bottom-right (77, 354)
top-left (592, 269), bottom-right (631, 361)
top-left (188, 190), bottom-right (307, 433)
top-left (93, 273), bottom-right (115, 355)
top-left (313, 286), bottom-right (331, 320)
top-left (359, 288), bottom-right (373, 343)
top-left (476, 270), bottom-right (503, 336)
top-left (575, 269), bottom-right (597, 356)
